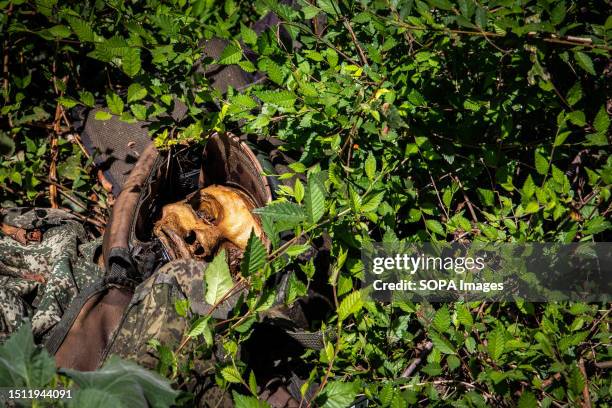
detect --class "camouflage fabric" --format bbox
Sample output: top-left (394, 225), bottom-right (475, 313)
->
top-left (105, 258), bottom-right (233, 407)
top-left (0, 208), bottom-right (103, 342)
top-left (105, 259), bottom-right (204, 367)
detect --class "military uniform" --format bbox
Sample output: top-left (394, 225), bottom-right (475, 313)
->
top-left (0, 208), bottom-right (103, 342)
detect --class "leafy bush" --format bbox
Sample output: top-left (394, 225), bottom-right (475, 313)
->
top-left (1, 0), bottom-right (610, 406)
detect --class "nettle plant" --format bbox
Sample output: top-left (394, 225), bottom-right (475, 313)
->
top-left (1, 0), bottom-right (611, 406)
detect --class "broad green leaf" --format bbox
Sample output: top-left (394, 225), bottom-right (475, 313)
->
top-left (204, 250), bottom-right (234, 305)
top-left (106, 93), bottom-right (124, 115)
top-left (294, 178), bottom-right (304, 203)
top-left (58, 96), bottom-right (78, 108)
top-left (365, 152), bottom-right (376, 180)
top-left (258, 58), bottom-right (284, 85)
top-left (425, 219), bottom-right (445, 236)
top-left (254, 90), bottom-right (297, 108)
top-left (429, 330), bottom-right (456, 354)
top-left (534, 151), bottom-right (549, 175)
top-left (240, 24), bottom-right (257, 45)
top-left (337, 291), bottom-right (363, 321)
top-left (566, 82), bottom-right (582, 107)
top-left (318, 381), bottom-right (359, 408)
top-left (221, 366), bottom-right (242, 384)
top-left (79, 91), bottom-right (95, 107)
top-left (305, 172), bottom-right (325, 223)
top-left (95, 110), bottom-right (113, 120)
top-left (218, 43), bottom-right (243, 65)
top-left (487, 327), bottom-right (506, 361)
top-left (517, 391), bottom-right (537, 408)
top-left (286, 243), bottom-right (310, 257)
top-left (574, 51), bottom-right (596, 75)
top-left (253, 201), bottom-right (306, 228)
top-left (593, 106), bottom-right (610, 135)
top-left (317, 0), bottom-right (338, 16)
top-left (433, 305), bottom-right (451, 333)
top-left (361, 191), bottom-right (385, 213)
top-left (62, 355), bottom-right (178, 408)
top-left (456, 304), bottom-right (473, 329)
top-left (122, 48), bottom-right (141, 77)
top-left (127, 83), bottom-right (147, 103)
top-left (233, 391), bottom-right (272, 408)
top-left (241, 231), bottom-right (267, 276)
top-left (65, 16), bottom-right (95, 42)
top-left (0, 321), bottom-right (56, 389)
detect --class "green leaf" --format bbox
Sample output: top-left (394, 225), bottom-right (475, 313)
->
top-left (65, 16), bottom-right (95, 42)
top-left (365, 152), bottom-right (376, 180)
top-left (566, 82), bottom-right (582, 107)
top-left (456, 304), bottom-right (473, 329)
top-left (47, 24), bottom-right (72, 39)
top-left (574, 51), bottom-right (596, 75)
top-left (233, 391), bottom-right (271, 408)
top-left (204, 250), bottom-right (233, 305)
top-left (517, 391), bottom-right (537, 408)
top-left (57, 96), bottom-right (78, 108)
top-left (318, 381), bottom-right (358, 408)
top-left (429, 330), bottom-right (456, 354)
top-left (240, 24), bottom-right (257, 45)
top-left (286, 243), bottom-right (310, 257)
top-left (317, 0), bottom-right (338, 16)
top-left (305, 172), bottom-right (325, 223)
top-left (95, 110), bottom-right (113, 121)
top-left (127, 83), bottom-right (147, 103)
top-left (487, 327), bottom-right (506, 361)
top-left (253, 201), bottom-right (306, 228)
top-left (361, 191), bottom-right (385, 213)
top-left (254, 90), bottom-right (297, 108)
top-left (0, 321), bottom-right (56, 389)
top-left (62, 355), bottom-right (178, 408)
top-left (122, 48), bottom-right (141, 77)
top-left (258, 58), bottom-right (284, 85)
top-left (425, 219), bottom-right (445, 236)
top-left (302, 5), bottom-right (321, 19)
top-left (187, 316), bottom-right (211, 341)
top-left (106, 93), bottom-right (124, 115)
top-left (218, 43), bottom-right (243, 65)
top-left (293, 178), bottom-right (305, 203)
top-left (593, 106), bottom-right (610, 135)
top-left (241, 231), bottom-right (267, 276)
top-left (79, 91), bottom-right (95, 107)
top-left (337, 291), bottom-right (363, 321)
top-left (433, 305), bottom-right (451, 333)
top-left (549, 2), bottom-right (566, 25)
top-left (534, 151), bottom-right (549, 175)
top-left (221, 366), bottom-right (242, 384)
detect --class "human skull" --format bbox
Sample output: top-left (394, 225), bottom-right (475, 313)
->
top-left (153, 185), bottom-right (264, 261)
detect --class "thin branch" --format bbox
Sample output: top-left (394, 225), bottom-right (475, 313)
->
top-left (400, 341), bottom-right (434, 378)
top-left (343, 18), bottom-right (368, 66)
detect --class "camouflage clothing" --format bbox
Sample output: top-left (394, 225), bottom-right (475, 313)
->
top-left (0, 208), bottom-right (103, 341)
top-left (106, 259), bottom-right (205, 368)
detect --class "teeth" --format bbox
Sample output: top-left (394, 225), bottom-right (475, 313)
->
top-left (153, 184), bottom-right (264, 262)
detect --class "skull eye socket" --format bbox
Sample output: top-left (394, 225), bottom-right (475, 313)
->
top-left (184, 230), bottom-right (196, 245)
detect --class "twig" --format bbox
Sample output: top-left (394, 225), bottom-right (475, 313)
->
top-left (343, 18), bottom-right (368, 66)
top-left (400, 341), bottom-right (434, 378)
top-left (594, 361), bottom-right (612, 369)
top-left (578, 358), bottom-right (592, 408)
top-left (453, 175), bottom-right (478, 223)
top-left (2, 3), bottom-right (13, 127)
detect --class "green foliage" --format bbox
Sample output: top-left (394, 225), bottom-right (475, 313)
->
top-left (204, 249), bottom-right (233, 305)
top-left (0, 323), bottom-right (177, 407)
top-left (1, 0), bottom-right (611, 406)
